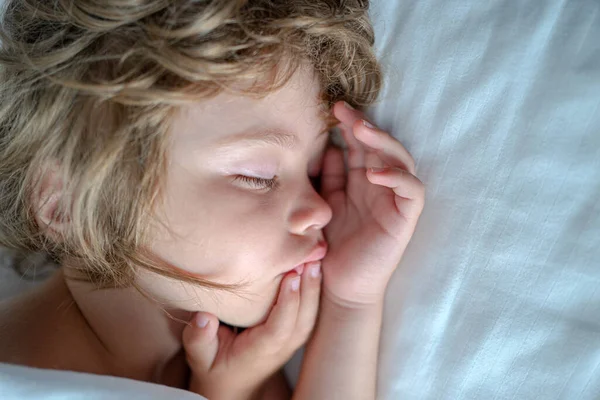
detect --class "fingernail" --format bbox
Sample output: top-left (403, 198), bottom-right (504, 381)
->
top-left (343, 101), bottom-right (354, 110)
top-left (362, 119), bottom-right (375, 129)
top-left (195, 314), bottom-right (209, 329)
top-left (290, 276), bottom-right (301, 292)
top-left (370, 166), bottom-right (388, 173)
top-left (309, 262), bottom-right (321, 278)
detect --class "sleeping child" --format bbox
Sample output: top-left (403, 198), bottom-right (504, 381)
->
top-left (0, 0), bottom-right (424, 398)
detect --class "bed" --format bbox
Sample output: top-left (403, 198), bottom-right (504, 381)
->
top-left (360, 0), bottom-right (600, 398)
top-left (2, 0), bottom-right (600, 398)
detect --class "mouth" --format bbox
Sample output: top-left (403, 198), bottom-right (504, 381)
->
top-left (289, 241), bottom-right (328, 275)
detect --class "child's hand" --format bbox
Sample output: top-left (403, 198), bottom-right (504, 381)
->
top-left (320, 101), bottom-right (425, 308)
top-left (182, 263), bottom-right (322, 400)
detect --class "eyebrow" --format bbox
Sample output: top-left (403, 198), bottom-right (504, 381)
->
top-left (215, 128), bottom-right (329, 150)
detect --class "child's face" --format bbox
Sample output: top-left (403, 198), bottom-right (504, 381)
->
top-left (143, 67), bottom-right (332, 327)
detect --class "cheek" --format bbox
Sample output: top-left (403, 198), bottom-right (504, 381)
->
top-left (211, 204), bottom-right (287, 280)
top-left (149, 178), bottom-right (288, 282)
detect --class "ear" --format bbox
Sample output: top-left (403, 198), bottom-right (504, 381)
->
top-left (31, 166), bottom-right (69, 239)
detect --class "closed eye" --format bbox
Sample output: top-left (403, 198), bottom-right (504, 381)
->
top-left (234, 175), bottom-right (279, 191)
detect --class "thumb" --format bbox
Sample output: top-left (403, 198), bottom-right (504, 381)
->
top-left (182, 312), bottom-right (221, 371)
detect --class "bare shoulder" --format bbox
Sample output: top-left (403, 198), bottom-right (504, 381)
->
top-left (0, 283), bottom-right (54, 365)
top-left (0, 272), bottom-right (104, 372)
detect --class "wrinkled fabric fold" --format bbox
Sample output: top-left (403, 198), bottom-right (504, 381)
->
top-left (366, 0), bottom-right (600, 399)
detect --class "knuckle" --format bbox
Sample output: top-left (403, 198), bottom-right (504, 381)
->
top-left (264, 324), bottom-right (291, 347)
top-left (185, 353), bottom-right (201, 369)
top-left (417, 179), bottom-right (426, 194)
top-left (267, 333), bottom-right (289, 352)
top-left (405, 153), bottom-right (416, 170)
top-left (292, 332), bottom-right (313, 350)
top-left (185, 353), bottom-right (194, 365)
top-left (262, 322), bottom-right (279, 338)
top-left (415, 180), bottom-right (426, 199)
top-left (296, 322), bottom-right (315, 342)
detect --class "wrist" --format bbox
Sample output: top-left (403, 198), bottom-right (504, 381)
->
top-left (321, 269), bottom-right (391, 311)
top-left (190, 378), bottom-right (263, 400)
top-left (321, 289), bottom-right (385, 319)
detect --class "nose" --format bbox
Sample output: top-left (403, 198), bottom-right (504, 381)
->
top-left (287, 180), bottom-right (333, 235)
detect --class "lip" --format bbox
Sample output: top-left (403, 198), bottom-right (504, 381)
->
top-left (290, 241), bottom-right (328, 274)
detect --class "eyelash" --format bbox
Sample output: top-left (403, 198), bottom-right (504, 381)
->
top-left (234, 175), bottom-right (279, 191)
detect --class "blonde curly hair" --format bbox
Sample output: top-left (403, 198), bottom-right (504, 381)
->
top-left (0, 0), bottom-right (381, 289)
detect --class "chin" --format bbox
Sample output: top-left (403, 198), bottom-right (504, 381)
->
top-left (221, 304), bottom-right (272, 329)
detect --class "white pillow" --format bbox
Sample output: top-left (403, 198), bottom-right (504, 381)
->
top-left (0, 363), bottom-right (205, 400)
top-left (366, 0), bottom-right (600, 399)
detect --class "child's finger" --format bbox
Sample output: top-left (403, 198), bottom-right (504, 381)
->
top-left (353, 120), bottom-right (416, 175)
top-left (363, 147), bottom-right (387, 170)
top-left (366, 167), bottom-right (425, 215)
top-left (332, 100), bottom-right (369, 130)
top-left (332, 101), bottom-right (365, 169)
top-left (253, 272), bottom-right (301, 352)
top-left (320, 146), bottom-right (346, 201)
top-left (182, 312), bottom-right (222, 372)
top-left (294, 261), bottom-right (322, 346)
top-left (334, 103), bottom-right (385, 170)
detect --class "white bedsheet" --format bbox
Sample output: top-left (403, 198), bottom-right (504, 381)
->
top-left (1, 0), bottom-right (600, 399)
top-left (363, 0), bottom-right (600, 399)
top-left (0, 362), bottom-right (204, 400)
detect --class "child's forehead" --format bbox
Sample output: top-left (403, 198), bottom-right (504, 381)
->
top-left (173, 68), bottom-right (329, 145)
top-left (188, 66), bottom-right (323, 113)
